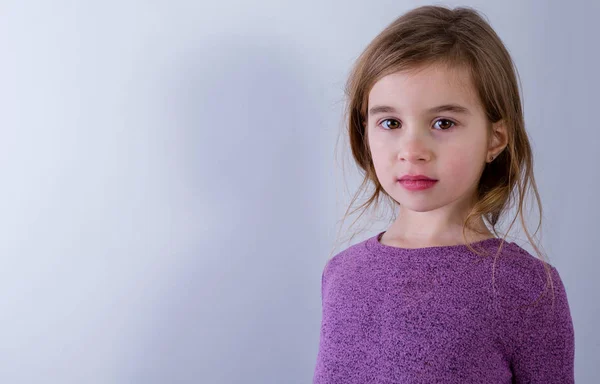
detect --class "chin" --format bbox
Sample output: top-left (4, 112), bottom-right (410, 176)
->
top-left (400, 204), bottom-right (440, 213)
top-left (394, 199), bottom-right (444, 212)
top-left (398, 191), bottom-right (452, 209)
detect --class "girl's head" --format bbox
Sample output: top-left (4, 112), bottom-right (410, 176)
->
top-left (366, 62), bottom-right (507, 232)
top-left (338, 5), bottom-right (549, 277)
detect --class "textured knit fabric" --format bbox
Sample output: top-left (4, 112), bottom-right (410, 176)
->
top-left (313, 231), bottom-right (575, 384)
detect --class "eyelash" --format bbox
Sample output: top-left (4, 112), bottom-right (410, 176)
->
top-left (377, 118), bottom-right (458, 131)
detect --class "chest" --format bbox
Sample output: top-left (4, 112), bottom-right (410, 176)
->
top-left (318, 258), bottom-right (511, 382)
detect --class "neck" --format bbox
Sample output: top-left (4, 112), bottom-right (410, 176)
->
top-left (383, 202), bottom-right (494, 248)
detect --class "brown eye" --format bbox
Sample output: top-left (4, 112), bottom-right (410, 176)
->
top-left (434, 119), bottom-right (456, 130)
top-left (380, 119), bottom-right (400, 130)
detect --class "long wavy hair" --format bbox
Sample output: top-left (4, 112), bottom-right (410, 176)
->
top-left (330, 5), bottom-right (554, 306)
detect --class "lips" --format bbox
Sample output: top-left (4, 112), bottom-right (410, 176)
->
top-left (398, 174), bottom-right (437, 181)
top-left (397, 174), bottom-right (438, 191)
top-left (398, 177), bottom-right (438, 191)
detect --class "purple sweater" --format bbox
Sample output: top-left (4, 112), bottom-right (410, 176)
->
top-left (313, 231), bottom-right (575, 383)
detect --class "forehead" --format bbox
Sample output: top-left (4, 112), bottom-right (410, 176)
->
top-left (368, 64), bottom-right (480, 111)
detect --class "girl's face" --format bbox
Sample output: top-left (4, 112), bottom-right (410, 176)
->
top-left (366, 63), bottom-right (499, 214)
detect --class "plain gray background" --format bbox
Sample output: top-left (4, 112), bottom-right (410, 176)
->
top-left (1, 0), bottom-right (597, 382)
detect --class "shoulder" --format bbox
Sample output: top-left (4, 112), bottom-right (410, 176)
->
top-left (487, 241), bottom-right (569, 316)
top-left (498, 241), bottom-right (551, 270)
top-left (493, 241), bottom-right (562, 299)
top-left (492, 241), bottom-right (571, 335)
top-left (492, 242), bottom-right (575, 379)
top-left (321, 236), bottom-right (370, 281)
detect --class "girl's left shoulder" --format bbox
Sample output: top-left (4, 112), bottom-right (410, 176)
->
top-left (491, 240), bottom-right (566, 305)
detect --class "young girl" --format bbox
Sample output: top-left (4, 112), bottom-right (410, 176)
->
top-left (313, 5), bottom-right (575, 384)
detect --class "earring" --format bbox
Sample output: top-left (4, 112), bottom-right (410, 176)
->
top-left (489, 155), bottom-right (495, 162)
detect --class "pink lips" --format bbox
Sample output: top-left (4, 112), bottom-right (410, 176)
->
top-left (398, 175), bottom-right (438, 191)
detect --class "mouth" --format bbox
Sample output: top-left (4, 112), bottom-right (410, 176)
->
top-left (397, 176), bottom-right (438, 191)
top-left (398, 174), bottom-right (437, 182)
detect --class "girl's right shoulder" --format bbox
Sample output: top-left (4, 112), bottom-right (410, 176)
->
top-left (322, 238), bottom-right (369, 277)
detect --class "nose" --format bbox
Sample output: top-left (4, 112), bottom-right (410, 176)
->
top-left (397, 132), bottom-right (433, 163)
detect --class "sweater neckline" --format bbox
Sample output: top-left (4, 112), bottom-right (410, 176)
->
top-left (366, 230), bottom-right (513, 257)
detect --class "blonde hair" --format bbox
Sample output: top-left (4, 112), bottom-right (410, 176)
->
top-left (330, 5), bottom-right (554, 307)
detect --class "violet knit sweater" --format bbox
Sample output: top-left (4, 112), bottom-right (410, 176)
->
top-left (313, 231), bottom-right (575, 383)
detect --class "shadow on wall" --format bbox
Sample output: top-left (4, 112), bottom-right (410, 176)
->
top-left (125, 35), bottom-right (327, 383)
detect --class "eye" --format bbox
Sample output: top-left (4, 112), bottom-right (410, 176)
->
top-left (434, 119), bottom-right (456, 130)
top-left (378, 118), bottom-right (457, 131)
top-left (379, 119), bottom-right (401, 130)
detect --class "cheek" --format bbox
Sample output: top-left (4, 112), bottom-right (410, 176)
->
top-left (368, 140), bottom-right (394, 185)
top-left (443, 146), bottom-right (485, 184)
top-left (370, 151), bottom-right (388, 181)
top-left (368, 134), bottom-right (390, 165)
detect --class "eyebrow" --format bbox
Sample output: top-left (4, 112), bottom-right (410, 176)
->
top-left (368, 104), bottom-right (472, 117)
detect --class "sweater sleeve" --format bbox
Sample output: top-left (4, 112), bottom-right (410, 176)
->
top-left (504, 265), bottom-right (575, 383)
top-left (320, 256), bottom-right (336, 303)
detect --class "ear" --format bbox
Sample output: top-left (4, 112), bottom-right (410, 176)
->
top-left (487, 119), bottom-right (508, 162)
